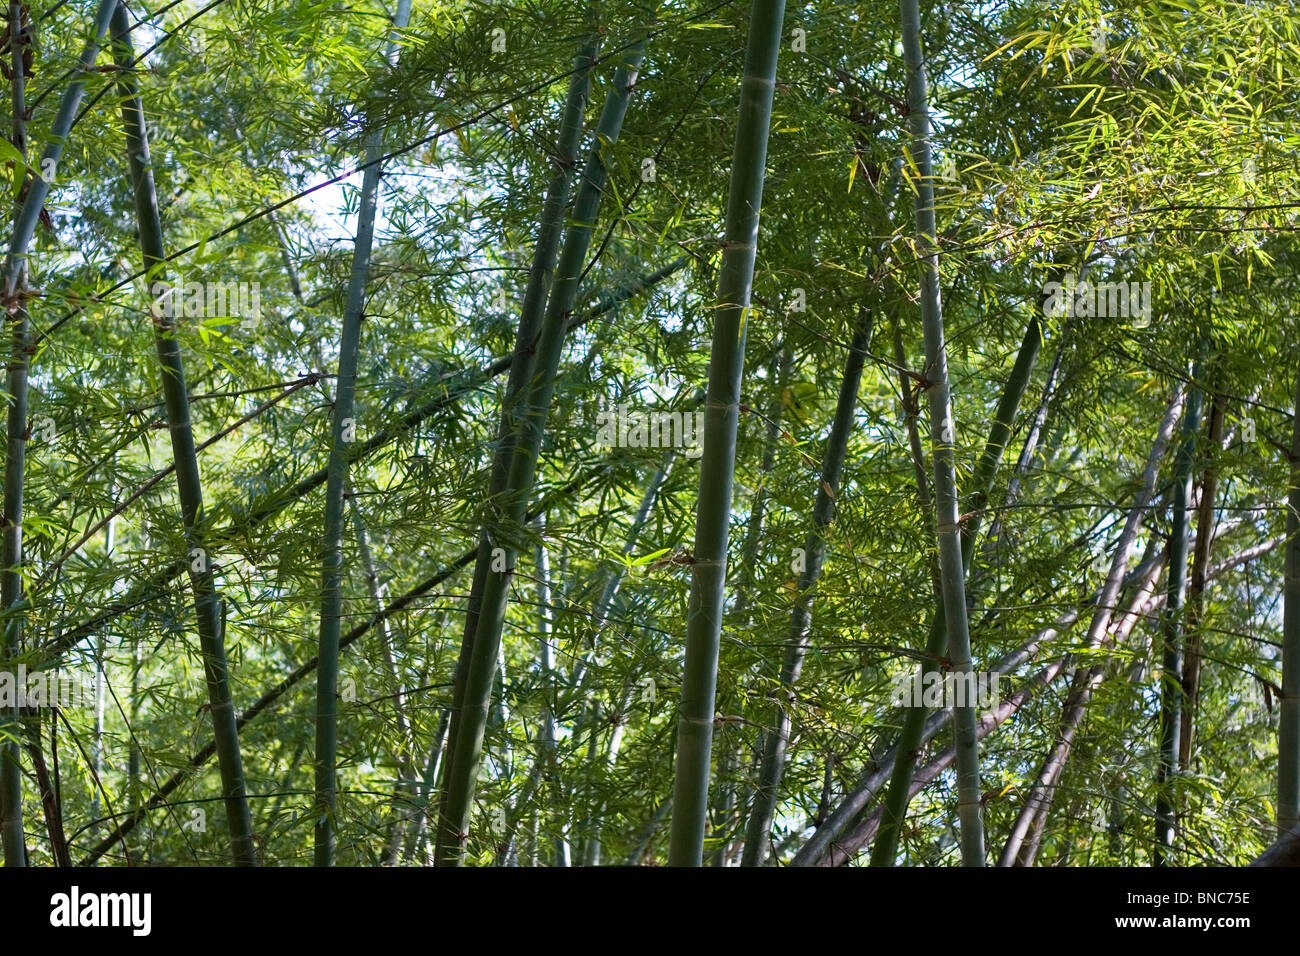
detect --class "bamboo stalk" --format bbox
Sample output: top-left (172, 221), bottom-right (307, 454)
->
top-left (668, 0), bottom-right (785, 867)
top-left (0, 0), bottom-right (31, 868)
top-left (898, 0), bottom-right (986, 864)
top-left (437, 42), bottom-right (646, 866)
top-left (431, 36), bottom-right (597, 857)
top-left (1155, 373), bottom-right (1200, 865)
top-left (1279, 364), bottom-right (1300, 836)
top-left (25, 733), bottom-right (70, 865)
top-left (1179, 387), bottom-right (1224, 768)
top-left (313, 0), bottom-right (413, 866)
top-left (109, 1), bottom-right (257, 865)
top-left (0, 0), bottom-right (118, 868)
top-left (740, 308), bottom-right (870, 865)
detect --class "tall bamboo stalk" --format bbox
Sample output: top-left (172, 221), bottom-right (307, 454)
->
top-left (109, 1), bottom-right (257, 865)
top-left (740, 309), bottom-right (870, 865)
top-left (667, 0), bottom-right (786, 867)
top-left (1, 0), bottom-right (120, 868)
top-left (437, 43), bottom-right (645, 866)
top-left (0, 0), bottom-right (33, 867)
top-left (1279, 365), bottom-right (1300, 836)
top-left (1155, 371), bottom-right (1200, 864)
top-left (314, 0), bottom-right (413, 866)
top-left (435, 38), bottom-right (598, 859)
top-left (897, 0), bottom-right (985, 864)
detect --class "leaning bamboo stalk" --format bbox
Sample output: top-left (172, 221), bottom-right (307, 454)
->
top-left (25, 735), bottom-right (69, 865)
top-left (998, 542), bottom-right (1163, 866)
top-left (436, 43), bottom-right (645, 867)
top-left (794, 513), bottom-right (1266, 867)
top-left (981, 309), bottom-right (1069, 563)
top-left (1279, 365), bottom-right (1300, 836)
top-left (436, 37), bottom-right (599, 857)
top-left (314, 0), bottom-right (413, 866)
top-left (110, 1), bottom-right (257, 865)
top-left (668, 0), bottom-right (786, 867)
top-left (740, 308), bottom-right (871, 866)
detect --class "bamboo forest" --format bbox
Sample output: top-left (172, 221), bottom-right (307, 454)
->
top-left (0, 0), bottom-right (1298, 874)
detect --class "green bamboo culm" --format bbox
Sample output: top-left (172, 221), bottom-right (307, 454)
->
top-left (0, 0), bottom-right (30, 868)
top-left (109, 0), bottom-right (257, 864)
top-left (667, 0), bottom-right (785, 867)
top-left (869, 313), bottom-right (1042, 865)
top-left (435, 36), bottom-right (598, 862)
top-left (1279, 364), bottom-right (1300, 837)
top-left (0, 0), bottom-right (118, 867)
top-left (740, 307), bottom-right (870, 866)
top-left (436, 42), bottom-right (644, 866)
top-left (1155, 365), bottom-right (1201, 864)
top-left (314, 0), bottom-right (413, 867)
top-left (898, 0), bottom-right (984, 865)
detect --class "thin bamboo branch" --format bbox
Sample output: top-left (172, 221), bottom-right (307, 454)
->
top-left (313, 0), bottom-right (413, 866)
top-left (998, 541), bottom-right (1163, 866)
